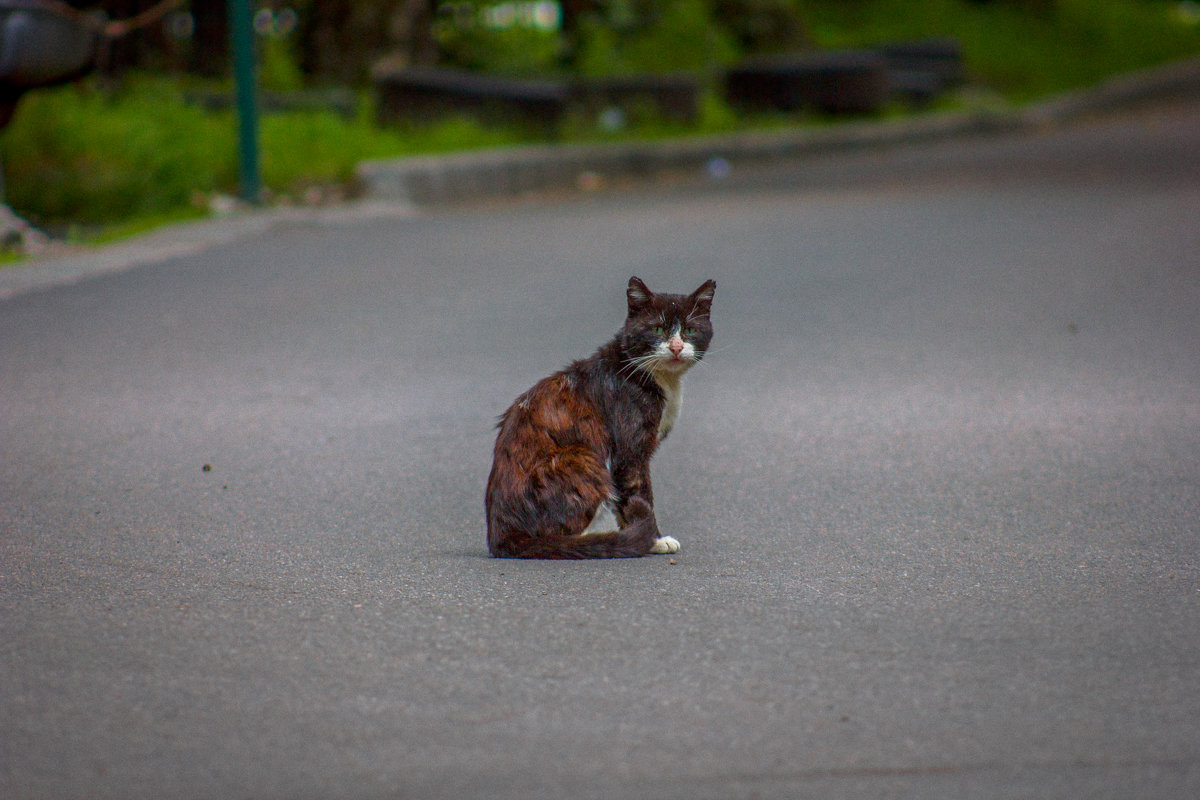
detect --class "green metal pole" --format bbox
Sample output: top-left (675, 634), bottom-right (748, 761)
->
top-left (228, 0), bottom-right (261, 203)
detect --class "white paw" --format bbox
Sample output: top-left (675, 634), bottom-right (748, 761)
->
top-left (650, 536), bottom-right (680, 555)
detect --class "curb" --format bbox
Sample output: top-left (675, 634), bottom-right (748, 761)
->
top-left (356, 55), bottom-right (1200, 206)
top-left (355, 110), bottom-right (1020, 205)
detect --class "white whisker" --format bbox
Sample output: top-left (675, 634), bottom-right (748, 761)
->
top-left (617, 353), bottom-right (659, 382)
top-left (699, 342), bottom-right (735, 358)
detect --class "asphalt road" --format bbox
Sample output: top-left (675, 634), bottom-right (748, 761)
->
top-left (3, 103), bottom-right (1199, 799)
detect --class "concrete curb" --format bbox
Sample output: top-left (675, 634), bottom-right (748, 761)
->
top-left (355, 110), bottom-right (1020, 205)
top-left (356, 55), bottom-right (1200, 206)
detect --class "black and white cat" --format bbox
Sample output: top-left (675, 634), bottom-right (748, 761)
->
top-left (486, 276), bottom-right (716, 558)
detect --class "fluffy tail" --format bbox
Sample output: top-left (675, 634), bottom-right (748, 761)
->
top-left (490, 497), bottom-right (658, 559)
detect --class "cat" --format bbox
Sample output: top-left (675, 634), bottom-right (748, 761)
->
top-left (486, 276), bottom-right (716, 559)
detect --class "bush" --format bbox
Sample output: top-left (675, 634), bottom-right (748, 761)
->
top-left (3, 78), bottom-right (236, 225)
top-left (575, 0), bottom-right (742, 76)
top-left (1, 76), bottom-right (531, 227)
top-left (434, 3), bottom-right (565, 75)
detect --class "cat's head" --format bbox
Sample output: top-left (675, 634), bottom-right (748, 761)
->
top-left (621, 276), bottom-right (716, 378)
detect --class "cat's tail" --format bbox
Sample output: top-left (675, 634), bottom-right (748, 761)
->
top-left (491, 497), bottom-right (659, 559)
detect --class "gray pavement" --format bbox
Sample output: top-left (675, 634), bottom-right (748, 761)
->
top-left (2, 100), bottom-right (1199, 799)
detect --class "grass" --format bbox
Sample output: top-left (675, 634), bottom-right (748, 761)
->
top-left (3, 77), bottom-right (234, 227)
top-left (1, 76), bottom-right (534, 228)
top-left (803, 0), bottom-right (1200, 100)
top-left (2, 0), bottom-right (1198, 240)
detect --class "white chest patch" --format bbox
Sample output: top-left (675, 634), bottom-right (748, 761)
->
top-left (654, 373), bottom-right (683, 441)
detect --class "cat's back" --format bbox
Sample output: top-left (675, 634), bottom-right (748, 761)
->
top-left (494, 365), bottom-right (606, 459)
top-left (487, 364), bottom-right (613, 536)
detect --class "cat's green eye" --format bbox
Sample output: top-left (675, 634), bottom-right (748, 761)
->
top-left (682, 327), bottom-right (698, 337)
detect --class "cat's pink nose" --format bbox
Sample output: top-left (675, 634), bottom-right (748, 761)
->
top-left (668, 337), bottom-right (684, 357)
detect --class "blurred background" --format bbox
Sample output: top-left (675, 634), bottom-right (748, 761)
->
top-left (2, 0), bottom-right (1199, 240)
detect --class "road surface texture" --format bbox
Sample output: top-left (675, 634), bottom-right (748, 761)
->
top-left (3, 103), bottom-right (1199, 799)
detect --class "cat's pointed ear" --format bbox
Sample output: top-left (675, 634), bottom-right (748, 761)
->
top-left (627, 276), bottom-right (654, 310)
top-left (691, 279), bottom-right (716, 311)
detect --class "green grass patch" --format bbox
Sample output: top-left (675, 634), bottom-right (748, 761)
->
top-left (3, 77), bottom-right (236, 226)
top-left (258, 108), bottom-right (531, 194)
top-left (2, 77), bottom-right (533, 231)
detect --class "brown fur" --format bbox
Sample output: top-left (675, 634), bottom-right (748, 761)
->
top-left (486, 276), bottom-right (715, 559)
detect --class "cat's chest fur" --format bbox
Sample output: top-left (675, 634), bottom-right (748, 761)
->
top-left (653, 372), bottom-right (684, 441)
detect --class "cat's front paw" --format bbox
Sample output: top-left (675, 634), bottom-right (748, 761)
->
top-left (650, 536), bottom-right (680, 555)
